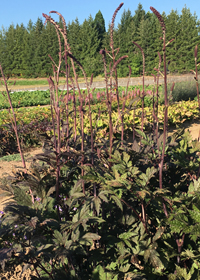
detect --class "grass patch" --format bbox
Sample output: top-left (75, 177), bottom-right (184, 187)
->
top-left (0, 153), bottom-right (30, 162)
top-left (11, 80), bottom-right (49, 86)
top-left (5, 76), bottom-right (105, 87)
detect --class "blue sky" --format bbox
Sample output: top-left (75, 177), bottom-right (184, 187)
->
top-left (0, 0), bottom-right (200, 30)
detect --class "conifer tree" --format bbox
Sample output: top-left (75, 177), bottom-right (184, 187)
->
top-left (2, 24), bottom-right (16, 76)
top-left (79, 15), bottom-right (100, 76)
top-left (132, 3), bottom-right (146, 74)
top-left (133, 3), bottom-right (146, 36)
top-left (67, 18), bottom-right (82, 76)
top-left (165, 10), bottom-right (180, 73)
top-left (0, 27), bottom-right (6, 74)
top-left (32, 18), bottom-right (46, 77)
top-left (43, 21), bottom-right (59, 76)
top-left (116, 9), bottom-right (139, 77)
top-left (94, 10), bottom-right (106, 51)
top-left (12, 24), bottom-right (26, 76)
top-left (176, 6), bottom-right (200, 73)
top-left (138, 12), bottom-right (162, 74)
top-left (21, 20), bottom-right (37, 77)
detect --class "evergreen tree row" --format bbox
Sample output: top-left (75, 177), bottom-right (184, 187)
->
top-left (0, 4), bottom-right (199, 78)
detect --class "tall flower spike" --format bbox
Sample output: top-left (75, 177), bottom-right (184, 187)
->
top-left (49, 11), bottom-right (67, 38)
top-left (110, 3), bottom-right (124, 48)
top-left (111, 3), bottom-right (124, 31)
top-left (150, 7), bottom-right (166, 31)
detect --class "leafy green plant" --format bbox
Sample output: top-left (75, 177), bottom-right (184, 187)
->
top-left (0, 90), bottom-right (51, 109)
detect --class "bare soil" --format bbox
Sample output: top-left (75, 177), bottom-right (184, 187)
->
top-left (0, 148), bottom-right (43, 212)
top-left (0, 265), bottom-right (37, 280)
top-left (168, 119), bottom-right (200, 139)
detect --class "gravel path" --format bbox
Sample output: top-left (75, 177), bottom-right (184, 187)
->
top-left (2, 73), bottom-right (198, 92)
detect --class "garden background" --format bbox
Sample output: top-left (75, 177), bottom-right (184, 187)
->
top-left (0, 3), bottom-right (199, 78)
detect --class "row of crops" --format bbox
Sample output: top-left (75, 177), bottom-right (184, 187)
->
top-left (0, 86), bottom-right (155, 109)
top-left (0, 84), bottom-right (199, 126)
top-left (0, 99), bottom-right (199, 127)
top-left (0, 84), bottom-right (199, 156)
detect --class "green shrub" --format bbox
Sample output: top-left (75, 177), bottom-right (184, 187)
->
top-left (167, 80), bottom-right (199, 102)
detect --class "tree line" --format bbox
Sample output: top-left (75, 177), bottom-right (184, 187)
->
top-left (0, 3), bottom-right (199, 78)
